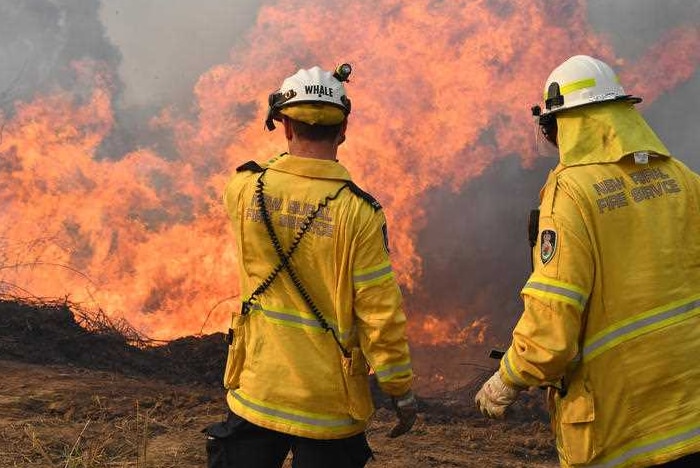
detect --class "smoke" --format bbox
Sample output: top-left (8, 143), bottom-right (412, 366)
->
top-left (0, 0), bottom-right (698, 350)
top-left (645, 74), bottom-right (700, 169)
top-left (97, 0), bottom-right (263, 159)
top-left (0, 0), bottom-right (121, 108)
top-left (410, 0), bottom-right (700, 344)
top-left (588, 0), bottom-right (700, 170)
top-left (98, 0), bottom-right (262, 109)
top-left (0, 0), bottom-right (263, 159)
top-left (4, 0), bottom-right (695, 165)
top-left (587, 0), bottom-right (700, 59)
top-left (411, 154), bottom-right (556, 339)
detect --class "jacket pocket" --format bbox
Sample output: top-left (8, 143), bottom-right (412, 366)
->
top-left (557, 380), bottom-right (596, 465)
top-left (341, 347), bottom-right (374, 421)
top-left (223, 315), bottom-right (247, 390)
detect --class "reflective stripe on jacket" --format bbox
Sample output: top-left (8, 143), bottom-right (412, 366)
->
top-left (223, 153), bottom-right (413, 440)
top-left (501, 103), bottom-right (700, 467)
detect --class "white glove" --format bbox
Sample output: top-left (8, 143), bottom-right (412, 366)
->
top-left (474, 371), bottom-right (522, 419)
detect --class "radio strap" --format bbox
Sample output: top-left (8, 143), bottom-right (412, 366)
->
top-left (239, 170), bottom-right (350, 357)
top-left (528, 209), bottom-right (540, 271)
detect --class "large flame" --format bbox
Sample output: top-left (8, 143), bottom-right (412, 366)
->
top-left (1, 0), bottom-right (698, 342)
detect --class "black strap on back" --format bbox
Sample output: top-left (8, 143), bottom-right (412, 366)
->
top-left (233, 158), bottom-right (318, 317)
top-left (239, 169), bottom-right (350, 357)
top-left (346, 181), bottom-right (382, 211)
top-left (528, 209), bottom-right (540, 271)
top-left (236, 160), bottom-right (264, 173)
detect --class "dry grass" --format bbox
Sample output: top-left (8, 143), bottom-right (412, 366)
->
top-left (0, 360), bottom-right (218, 467)
top-left (0, 360), bottom-right (558, 468)
top-left (0, 299), bottom-right (557, 467)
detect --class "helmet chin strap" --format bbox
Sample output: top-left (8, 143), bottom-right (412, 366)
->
top-left (265, 90), bottom-right (299, 131)
top-left (531, 105), bottom-right (558, 151)
top-left (265, 108), bottom-right (277, 131)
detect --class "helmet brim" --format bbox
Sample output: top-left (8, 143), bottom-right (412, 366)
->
top-left (540, 94), bottom-right (643, 122)
top-left (279, 103), bottom-right (348, 126)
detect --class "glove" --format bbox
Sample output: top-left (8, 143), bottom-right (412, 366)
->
top-left (389, 390), bottom-right (417, 438)
top-left (474, 371), bottom-right (522, 419)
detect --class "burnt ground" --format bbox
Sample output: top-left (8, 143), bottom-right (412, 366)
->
top-left (0, 299), bottom-right (558, 467)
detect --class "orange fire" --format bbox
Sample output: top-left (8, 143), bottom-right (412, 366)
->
top-left (1, 1), bottom-right (698, 342)
top-left (408, 313), bottom-right (488, 347)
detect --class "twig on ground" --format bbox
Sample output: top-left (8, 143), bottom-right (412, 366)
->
top-left (64, 419), bottom-right (91, 468)
top-left (23, 424), bottom-right (58, 468)
top-left (142, 407), bottom-right (149, 468)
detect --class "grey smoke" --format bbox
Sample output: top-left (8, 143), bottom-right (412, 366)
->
top-left (413, 154), bottom-right (554, 341)
top-left (2, 0), bottom-right (697, 166)
top-left (1, 0), bottom-right (698, 349)
top-left (412, 1), bottom-right (700, 347)
top-left (587, 0), bottom-right (700, 60)
top-left (0, 0), bottom-right (121, 107)
top-left (588, 0), bottom-right (700, 171)
top-left (99, 0), bottom-right (261, 109)
top-left (0, 0), bottom-right (262, 158)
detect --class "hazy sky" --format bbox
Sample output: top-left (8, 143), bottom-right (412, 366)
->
top-left (588, 0), bottom-right (700, 58)
top-left (99, 0), bottom-right (261, 108)
top-left (3, 0), bottom-right (698, 152)
top-left (94, 0), bottom-right (700, 165)
top-left (95, 0), bottom-right (700, 106)
top-left (587, 0), bottom-right (700, 167)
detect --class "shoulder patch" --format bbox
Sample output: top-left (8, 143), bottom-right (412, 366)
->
top-left (540, 229), bottom-right (557, 265)
top-left (346, 181), bottom-right (382, 211)
top-left (236, 161), bottom-right (264, 173)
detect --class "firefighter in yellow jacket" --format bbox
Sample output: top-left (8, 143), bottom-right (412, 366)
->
top-left (475, 55), bottom-right (700, 467)
top-left (206, 64), bottom-right (416, 468)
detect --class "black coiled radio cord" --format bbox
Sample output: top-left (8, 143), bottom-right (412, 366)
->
top-left (245, 170), bottom-right (350, 357)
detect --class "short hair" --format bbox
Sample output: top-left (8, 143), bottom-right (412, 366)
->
top-left (290, 119), bottom-right (344, 142)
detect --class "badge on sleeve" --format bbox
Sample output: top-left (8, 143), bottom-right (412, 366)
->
top-left (540, 229), bottom-right (557, 265)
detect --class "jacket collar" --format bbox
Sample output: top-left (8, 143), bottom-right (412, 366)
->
top-left (266, 153), bottom-right (352, 181)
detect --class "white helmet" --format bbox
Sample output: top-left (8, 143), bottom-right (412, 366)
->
top-left (535, 55), bottom-right (641, 119)
top-left (265, 64), bottom-right (352, 130)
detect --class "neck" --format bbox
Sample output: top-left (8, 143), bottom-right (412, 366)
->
top-left (287, 140), bottom-right (338, 161)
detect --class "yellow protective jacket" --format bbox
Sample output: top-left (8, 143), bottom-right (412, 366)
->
top-left (222, 153), bottom-right (413, 440)
top-left (501, 102), bottom-right (700, 467)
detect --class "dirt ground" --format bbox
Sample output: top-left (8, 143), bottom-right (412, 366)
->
top-left (0, 299), bottom-right (559, 467)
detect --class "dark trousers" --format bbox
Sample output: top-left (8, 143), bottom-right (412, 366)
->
top-left (205, 412), bottom-right (373, 468)
top-left (655, 452), bottom-right (700, 467)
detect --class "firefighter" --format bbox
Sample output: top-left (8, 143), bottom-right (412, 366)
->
top-left (206, 64), bottom-right (416, 468)
top-left (474, 55), bottom-right (700, 467)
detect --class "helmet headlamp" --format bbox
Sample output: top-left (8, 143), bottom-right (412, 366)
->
top-left (333, 63), bottom-right (352, 83)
